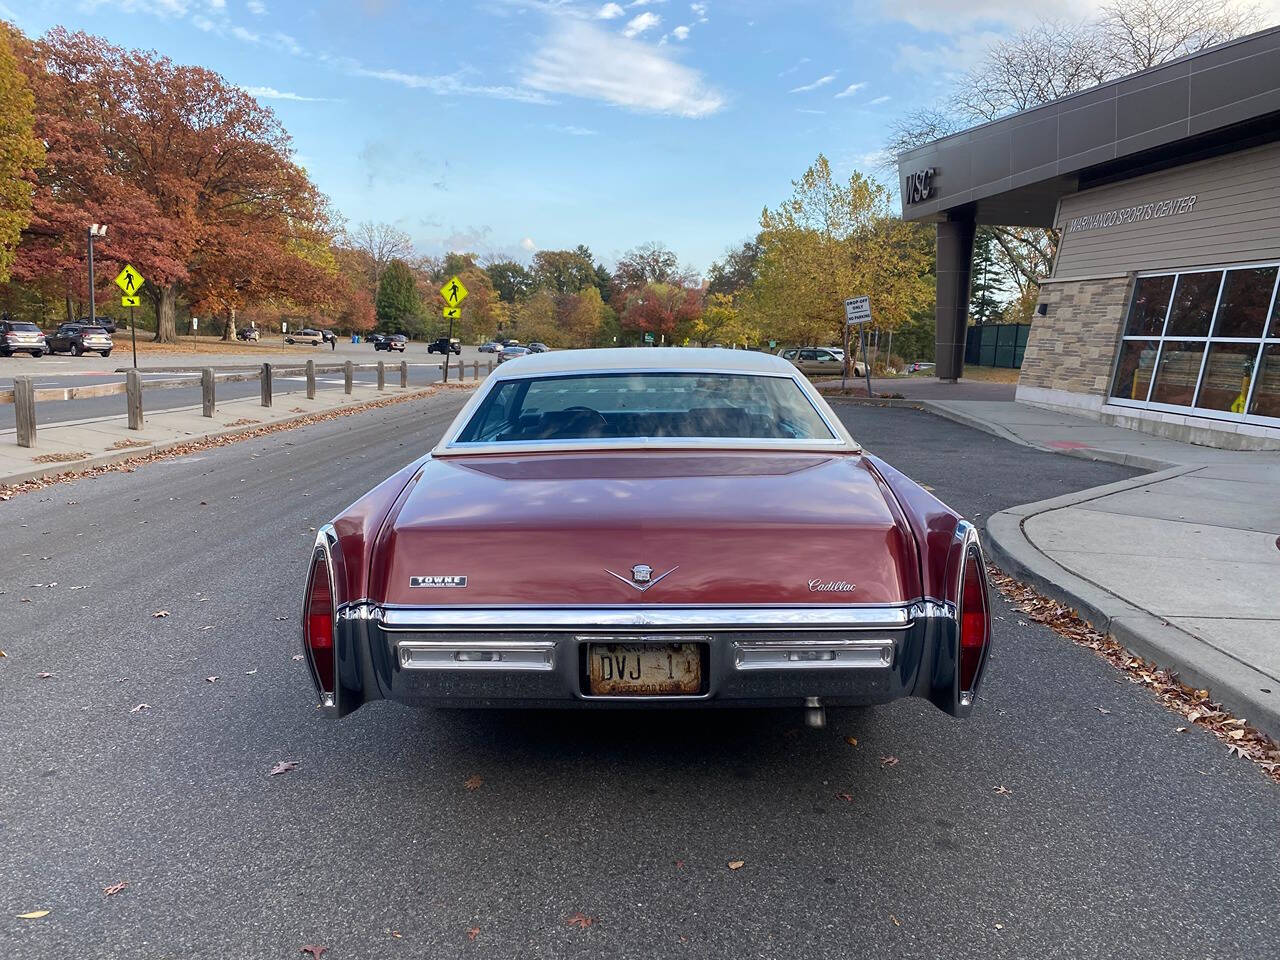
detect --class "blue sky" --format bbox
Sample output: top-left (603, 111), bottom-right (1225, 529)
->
top-left (8, 0), bottom-right (1103, 272)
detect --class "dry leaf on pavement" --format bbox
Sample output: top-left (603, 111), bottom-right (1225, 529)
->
top-left (300, 946), bottom-right (327, 959)
top-left (890, 915), bottom-right (902, 926)
top-left (205, 676), bottom-right (219, 683)
top-left (130, 703), bottom-right (150, 713)
top-left (727, 860), bottom-right (745, 870)
top-left (467, 927), bottom-right (480, 941)
top-left (844, 737), bottom-right (859, 747)
top-left (152, 610), bottom-right (170, 618)
top-left (270, 760), bottom-right (299, 776)
top-left (463, 775), bottom-right (484, 791)
top-left (566, 912), bottom-right (593, 929)
top-left (17, 910), bottom-right (50, 919)
top-left (994, 785), bottom-right (1013, 795)
top-left (103, 881), bottom-right (128, 896)
top-left (1095, 706), bottom-right (1112, 715)
top-left (37, 672), bottom-right (54, 679)
top-left (837, 792), bottom-right (855, 802)
top-left (880, 755), bottom-right (900, 767)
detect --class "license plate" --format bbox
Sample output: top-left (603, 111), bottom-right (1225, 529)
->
top-left (588, 643), bottom-right (702, 696)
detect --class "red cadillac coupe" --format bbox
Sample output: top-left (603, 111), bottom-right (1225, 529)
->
top-left (301, 348), bottom-right (993, 726)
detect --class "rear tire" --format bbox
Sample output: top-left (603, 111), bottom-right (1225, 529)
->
top-left (32, 350), bottom-right (43, 358)
top-left (101, 350), bottom-right (111, 357)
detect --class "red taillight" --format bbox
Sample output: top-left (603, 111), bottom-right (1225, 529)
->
top-left (958, 549), bottom-right (989, 693)
top-left (304, 551), bottom-right (335, 694)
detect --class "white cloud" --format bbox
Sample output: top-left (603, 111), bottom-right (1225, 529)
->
top-left (520, 237), bottom-right (537, 251)
top-left (623, 11), bottom-right (661, 37)
top-left (596, 2), bottom-right (625, 17)
top-left (230, 24), bottom-right (260, 43)
top-left (868, 94), bottom-right (891, 105)
top-left (778, 56), bottom-right (810, 77)
top-left (242, 85), bottom-right (333, 102)
top-left (246, 0), bottom-right (267, 13)
top-left (796, 108), bottom-right (826, 115)
top-left (349, 65), bottom-right (551, 104)
top-left (547, 123), bottom-right (598, 135)
top-left (877, 0), bottom-right (1106, 34)
top-left (690, 2), bottom-right (708, 21)
top-left (524, 20), bottom-right (724, 117)
top-left (789, 73), bottom-right (836, 93)
top-left (834, 81), bottom-right (866, 99)
top-left (671, 24), bottom-right (690, 40)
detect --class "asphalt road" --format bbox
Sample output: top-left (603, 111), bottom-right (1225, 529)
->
top-left (2, 396), bottom-right (1277, 959)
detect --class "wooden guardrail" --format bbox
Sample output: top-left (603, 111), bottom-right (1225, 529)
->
top-left (1, 358), bottom-right (494, 448)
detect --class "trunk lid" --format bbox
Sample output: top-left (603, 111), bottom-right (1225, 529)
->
top-left (370, 451), bottom-right (920, 607)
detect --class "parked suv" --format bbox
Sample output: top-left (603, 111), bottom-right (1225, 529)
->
top-left (427, 336), bottom-right (462, 355)
top-left (47, 322), bottom-right (113, 357)
top-left (374, 334), bottom-right (407, 352)
top-left (0, 318), bottom-right (48, 357)
top-left (78, 315), bottom-right (117, 334)
top-left (284, 328), bottom-right (323, 345)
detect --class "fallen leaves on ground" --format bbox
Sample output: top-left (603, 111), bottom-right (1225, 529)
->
top-left (300, 946), bottom-right (327, 959)
top-left (844, 736), bottom-right (859, 747)
top-left (17, 910), bottom-right (50, 919)
top-left (103, 881), bottom-right (128, 896)
top-left (1095, 706), bottom-right (1112, 715)
top-left (130, 703), bottom-right (150, 713)
top-left (152, 610), bottom-right (170, 618)
top-left (994, 785), bottom-right (1013, 795)
top-left (890, 915), bottom-right (902, 927)
top-left (727, 860), bottom-right (745, 870)
top-left (880, 755), bottom-right (900, 768)
top-left (463, 775), bottom-right (483, 791)
top-left (989, 566), bottom-right (1280, 783)
top-left (270, 760), bottom-right (299, 776)
top-left (467, 927), bottom-right (480, 941)
top-left (204, 676), bottom-right (218, 683)
top-left (37, 672), bottom-right (54, 679)
top-left (566, 912), bottom-right (593, 929)
top-left (837, 792), bottom-right (855, 803)
top-left (31, 452), bottom-right (89, 464)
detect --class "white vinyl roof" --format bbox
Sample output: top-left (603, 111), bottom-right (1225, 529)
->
top-left (487, 347), bottom-right (796, 379)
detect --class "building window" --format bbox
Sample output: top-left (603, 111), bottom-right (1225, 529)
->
top-left (1110, 263), bottom-right (1280, 424)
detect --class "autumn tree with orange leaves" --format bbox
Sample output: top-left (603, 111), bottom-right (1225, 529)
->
top-left (13, 28), bottom-right (340, 341)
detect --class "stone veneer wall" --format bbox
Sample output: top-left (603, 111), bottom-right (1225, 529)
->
top-left (1018, 274), bottom-right (1135, 397)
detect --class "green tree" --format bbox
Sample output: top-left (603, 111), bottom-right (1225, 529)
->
top-left (486, 260), bottom-right (534, 302)
top-left (0, 23), bottom-right (45, 283)
top-left (969, 227), bottom-right (1006, 325)
top-left (706, 239), bottom-right (762, 297)
top-left (376, 258), bottom-right (422, 335)
top-left (531, 248), bottom-right (597, 294)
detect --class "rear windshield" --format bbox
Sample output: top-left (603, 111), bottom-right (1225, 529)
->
top-left (456, 372), bottom-right (836, 443)
top-left (8, 322), bottom-right (40, 332)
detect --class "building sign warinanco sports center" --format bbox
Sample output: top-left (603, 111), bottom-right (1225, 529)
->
top-left (1064, 194), bottom-right (1198, 233)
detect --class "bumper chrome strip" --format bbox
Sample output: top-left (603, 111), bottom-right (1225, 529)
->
top-left (733, 638), bottom-right (894, 670)
top-left (375, 604), bottom-right (921, 632)
top-left (397, 639), bottom-right (556, 671)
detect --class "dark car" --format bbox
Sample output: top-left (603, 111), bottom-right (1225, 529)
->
top-left (502, 339), bottom-right (521, 347)
top-left (428, 336), bottom-right (462, 355)
top-left (78, 315), bottom-right (117, 334)
top-left (375, 334), bottom-right (407, 352)
top-left (320, 329), bottom-right (336, 344)
top-left (528, 342), bottom-right (550, 353)
top-left (46, 322), bottom-right (113, 357)
top-left (237, 327), bottom-right (260, 342)
top-left (497, 344), bottom-right (531, 363)
top-left (1, 319), bottom-right (48, 357)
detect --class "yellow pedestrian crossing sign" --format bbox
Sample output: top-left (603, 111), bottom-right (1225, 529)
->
top-left (440, 275), bottom-right (468, 307)
top-left (114, 264), bottom-right (144, 295)
top-left (121, 295), bottom-right (141, 308)
top-left (443, 306), bottom-right (461, 319)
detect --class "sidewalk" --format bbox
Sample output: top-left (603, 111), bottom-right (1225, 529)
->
top-left (915, 395), bottom-right (1280, 739)
top-left (0, 380), bottom-right (448, 486)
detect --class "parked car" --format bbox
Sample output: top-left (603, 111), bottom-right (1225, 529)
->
top-left (284, 328), bottom-right (324, 346)
top-left (375, 334), bottom-right (407, 352)
top-left (497, 344), bottom-right (531, 363)
top-left (320, 329), bottom-right (336, 345)
top-left (502, 339), bottom-right (521, 347)
top-left (527, 342), bottom-right (550, 353)
top-left (1, 318), bottom-right (48, 357)
top-left (479, 341), bottom-right (502, 353)
top-left (78, 315), bottom-right (117, 334)
top-left (237, 328), bottom-right (260, 342)
top-left (300, 347), bottom-right (994, 724)
top-left (907, 361), bottom-right (936, 373)
top-left (779, 346), bottom-right (866, 378)
top-left (46, 322), bottom-right (113, 357)
top-left (428, 336), bottom-right (462, 355)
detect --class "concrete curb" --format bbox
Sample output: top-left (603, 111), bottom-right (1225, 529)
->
top-left (1, 386), bottom-right (445, 487)
top-left (984, 478), bottom-right (1280, 742)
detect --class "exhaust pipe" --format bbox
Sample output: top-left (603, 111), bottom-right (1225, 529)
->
top-left (803, 696), bottom-right (826, 729)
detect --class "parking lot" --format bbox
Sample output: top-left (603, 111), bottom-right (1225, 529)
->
top-left (2, 394), bottom-right (1276, 959)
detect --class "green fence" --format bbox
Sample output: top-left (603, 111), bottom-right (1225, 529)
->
top-left (965, 323), bottom-right (1029, 369)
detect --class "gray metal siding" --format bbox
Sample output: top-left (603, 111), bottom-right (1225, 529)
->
top-left (1052, 140), bottom-right (1280, 278)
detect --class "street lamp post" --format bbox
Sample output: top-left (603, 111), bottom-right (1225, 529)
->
top-left (87, 224), bottom-right (108, 328)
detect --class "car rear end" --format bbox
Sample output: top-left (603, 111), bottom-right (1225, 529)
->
top-left (1, 322), bottom-right (48, 356)
top-left (80, 327), bottom-right (113, 354)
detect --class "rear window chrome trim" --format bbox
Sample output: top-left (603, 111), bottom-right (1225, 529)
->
top-left (372, 604), bottom-right (938, 632)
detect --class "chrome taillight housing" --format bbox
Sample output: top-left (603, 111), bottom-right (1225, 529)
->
top-left (956, 539), bottom-right (992, 703)
top-left (303, 545), bottom-right (336, 700)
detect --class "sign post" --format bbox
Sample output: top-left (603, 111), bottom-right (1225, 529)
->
top-left (439, 276), bottom-right (469, 383)
top-left (115, 264), bottom-right (145, 369)
top-left (844, 296), bottom-right (873, 397)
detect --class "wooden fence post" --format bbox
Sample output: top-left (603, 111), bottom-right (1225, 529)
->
top-left (13, 377), bottom-right (36, 448)
top-left (126, 369), bottom-right (143, 430)
top-left (377, 361), bottom-right (385, 391)
top-left (344, 360), bottom-right (353, 394)
top-left (261, 363), bottom-right (272, 407)
top-left (400, 360), bottom-right (408, 389)
top-left (469, 361), bottom-right (477, 381)
top-left (201, 368), bottom-right (215, 417)
top-left (306, 359), bottom-right (316, 400)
